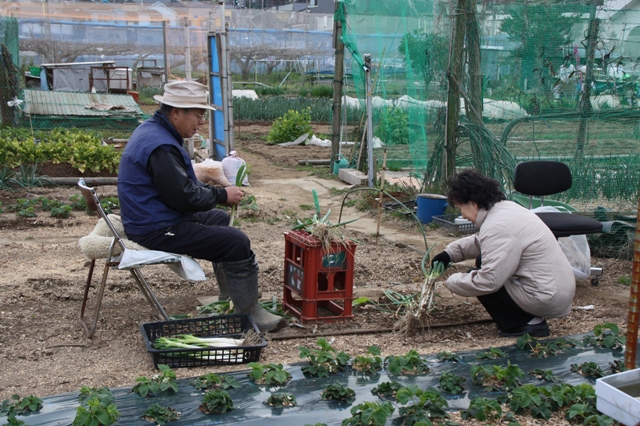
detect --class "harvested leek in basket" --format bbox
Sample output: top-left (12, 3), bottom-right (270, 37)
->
top-left (153, 334), bottom-right (245, 350)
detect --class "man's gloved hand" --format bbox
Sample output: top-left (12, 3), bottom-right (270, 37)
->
top-left (431, 251), bottom-right (451, 269)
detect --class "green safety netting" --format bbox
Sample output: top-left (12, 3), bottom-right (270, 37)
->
top-left (335, 0), bottom-right (640, 215)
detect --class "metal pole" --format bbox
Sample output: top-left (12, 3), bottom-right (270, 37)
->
top-left (364, 54), bottom-right (374, 188)
top-left (184, 17), bottom-right (192, 81)
top-left (218, 2), bottom-right (233, 154)
top-left (625, 195), bottom-right (640, 370)
top-left (162, 21), bottom-right (169, 84)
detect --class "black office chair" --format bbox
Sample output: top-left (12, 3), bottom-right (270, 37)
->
top-left (513, 160), bottom-right (603, 285)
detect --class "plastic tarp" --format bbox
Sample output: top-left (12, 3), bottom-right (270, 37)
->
top-left (3, 334), bottom-right (636, 425)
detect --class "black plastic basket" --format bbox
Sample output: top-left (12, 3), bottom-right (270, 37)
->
top-left (140, 314), bottom-right (266, 369)
top-left (432, 214), bottom-right (479, 236)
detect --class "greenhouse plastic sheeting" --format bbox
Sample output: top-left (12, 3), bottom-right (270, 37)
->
top-left (3, 334), bottom-right (636, 425)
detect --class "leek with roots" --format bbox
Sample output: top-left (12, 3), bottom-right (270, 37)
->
top-left (153, 334), bottom-right (245, 350)
top-left (229, 163), bottom-right (249, 227)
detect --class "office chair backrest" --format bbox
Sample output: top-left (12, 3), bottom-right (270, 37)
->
top-left (513, 161), bottom-right (572, 197)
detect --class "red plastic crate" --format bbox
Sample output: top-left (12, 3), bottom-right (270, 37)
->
top-left (282, 230), bottom-right (356, 323)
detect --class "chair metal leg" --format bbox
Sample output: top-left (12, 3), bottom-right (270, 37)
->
top-left (79, 259), bottom-right (111, 339)
top-left (78, 259), bottom-right (96, 337)
top-left (129, 268), bottom-right (170, 321)
top-left (80, 259), bottom-right (170, 338)
top-left (590, 266), bottom-right (603, 286)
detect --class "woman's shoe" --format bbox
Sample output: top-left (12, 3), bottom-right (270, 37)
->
top-left (498, 320), bottom-right (550, 337)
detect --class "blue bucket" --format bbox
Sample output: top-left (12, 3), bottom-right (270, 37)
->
top-left (416, 194), bottom-right (448, 224)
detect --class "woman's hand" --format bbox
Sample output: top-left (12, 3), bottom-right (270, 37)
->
top-left (431, 251), bottom-right (451, 269)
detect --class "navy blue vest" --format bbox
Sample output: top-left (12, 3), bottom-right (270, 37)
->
top-left (118, 111), bottom-right (198, 235)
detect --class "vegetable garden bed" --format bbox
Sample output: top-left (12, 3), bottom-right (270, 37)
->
top-left (3, 332), bottom-right (634, 425)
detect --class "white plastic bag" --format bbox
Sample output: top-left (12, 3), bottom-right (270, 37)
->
top-left (558, 235), bottom-right (591, 280)
top-left (532, 206), bottom-right (591, 280)
top-left (221, 151), bottom-right (249, 186)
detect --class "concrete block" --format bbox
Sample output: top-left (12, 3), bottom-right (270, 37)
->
top-left (339, 168), bottom-right (367, 185)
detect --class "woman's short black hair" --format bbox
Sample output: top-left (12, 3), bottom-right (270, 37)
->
top-left (446, 169), bottom-right (505, 210)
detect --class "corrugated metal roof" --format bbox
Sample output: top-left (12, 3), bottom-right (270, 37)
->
top-left (23, 90), bottom-right (144, 117)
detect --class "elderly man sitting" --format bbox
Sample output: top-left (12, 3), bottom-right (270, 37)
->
top-left (117, 80), bottom-right (285, 332)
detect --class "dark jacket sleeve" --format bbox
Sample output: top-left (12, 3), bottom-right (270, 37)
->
top-left (147, 145), bottom-right (228, 212)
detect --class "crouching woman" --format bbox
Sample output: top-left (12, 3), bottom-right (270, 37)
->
top-left (431, 169), bottom-right (575, 337)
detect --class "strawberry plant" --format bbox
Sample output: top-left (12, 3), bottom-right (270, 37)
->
top-left (371, 381), bottom-right (404, 398)
top-left (555, 383), bottom-right (611, 424)
top-left (0, 399), bottom-right (16, 417)
top-left (321, 382), bottom-right (355, 402)
top-left (16, 207), bottom-right (36, 218)
top-left (247, 362), bottom-right (292, 386)
top-left (299, 338), bottom-right (350, 378)
top-left (199, 390), bottom-right (234, 414)
top-left (438, 371), bottom-right (466, 394)
top-left (529, 368), bottom-right (558, 382)
top-left (436, 351), bottom-right (462, 363)
top-left (385, 350), bottom-right (430, 376)
top-left (517, 334), bottom-right (577, 358)
top-left (191, 373), bottom-right (241, 391)
top-left (78, 387), bottom-right (114, 405)
top-left (350, 345), bottom-right (383, 374)
top-left (51, 204), bottom-right (72, 218)
top-left (506, 384), bottom-right (554, 420)
top-left (476, 346), bottom-right (508, 360)
top-left (1, 394), bottom-right (43, 425)
top-left (396, 385), bottom-right (449, 424)
top-left (470, 362), bottom-right (524, 392)
top-left (461, 396), bottom-right (502, 422)
top-left (142, 404), bottom-right (180, 425)
top-left (342, 401), bottom-right (394, 426)
top-left (68, 194), bottom-right (87, 211)
top-left (0, 395), bottom-right (42, 416)
top-left (73, 396), bottom-right (120, 426)
top-left (583, 323), bottom-right (625, 350)
top-left (132, 364), bottom-right (179, 397)
top-left (264, 392), bottom-right (297, 408)
top-left (99, 197), bottom-right (120, 215)
top-left (2, 415), bottom-right (25, 425)
top-left (608, 359), bottom-right (626, 374)
top-left (571, 362), bottom-right (605, 378)
top-left (549, 382), bottom-right (597, 409)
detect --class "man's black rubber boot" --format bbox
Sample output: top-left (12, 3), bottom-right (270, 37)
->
top-left (213, 262), bottom-right (262, 301)
top-left (219, 252), bottom-right (286, 332)
top-left (212, 262), bottom-right (229, 301)
top-left (498, 320), bottom-right (550, 338)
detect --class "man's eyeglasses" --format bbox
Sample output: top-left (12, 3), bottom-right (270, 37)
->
top-left (185, 109), bottom-right (208, 122)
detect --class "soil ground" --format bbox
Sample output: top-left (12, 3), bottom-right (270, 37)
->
top-left (0, 121), bottom-right (633, 417)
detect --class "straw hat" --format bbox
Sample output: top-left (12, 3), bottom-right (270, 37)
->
top-left (153, 81), bottom-right (215, 110)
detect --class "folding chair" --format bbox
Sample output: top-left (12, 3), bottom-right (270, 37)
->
top-left (77, 178), bottom-right (178, 338)
top-left (513, 160), bottom-right (604, 285)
